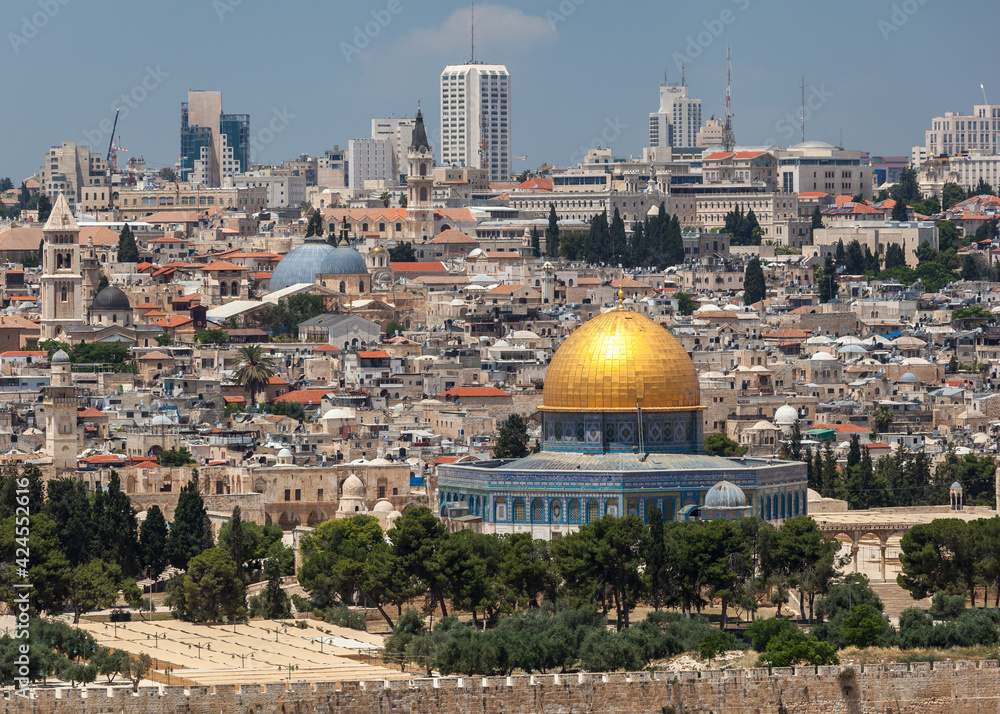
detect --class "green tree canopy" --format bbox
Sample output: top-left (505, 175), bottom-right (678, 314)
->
top-left (165, 477), bottom-right (213, 570)
top-left (493, 413), bottom-right (529, 459)
top-left (117, 224), bottom-right (139, 262)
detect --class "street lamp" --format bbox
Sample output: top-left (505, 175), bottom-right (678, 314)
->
top-left (232, 652), bottom-right (255, 667)
top-left (278, 664), bottom-right (298, 681)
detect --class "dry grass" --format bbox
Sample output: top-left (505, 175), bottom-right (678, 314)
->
top-left (837, 645), bottom-right (1000, 666)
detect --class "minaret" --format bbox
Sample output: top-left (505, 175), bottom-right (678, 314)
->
top-left (39, 194), bottom-right (86, 341)
top-left (45, 349), bottom-right (78, 473)
top-left (406, 108), bottom-right (435, 241)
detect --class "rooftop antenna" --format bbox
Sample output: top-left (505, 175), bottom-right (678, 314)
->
top-left (722, 47), bottom-right (735, 152)
top-left (801, 76), bottom-right (806, 143)
top-left (982, 83), bottom-right (989, 105)
top-left (663, 68), bottom-right (668, 85)
top-left (470, 1), bottom-right (475, 63)
top-left (681, 62), bottom-right (686, 87)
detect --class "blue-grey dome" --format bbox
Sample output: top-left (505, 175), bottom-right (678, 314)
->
top-left (704, 480), bottom-right (748, 509)
top-left (51, 349), bottom-right (71, 364)
top-left (319, 241), bottom-right (369, 276)
top-left (92, 285), bottom-right (131, 311)
top-left (897, 372), bottom-right (919, 383)
top-left (270, 236), bottom-right (338, 291)
top-left (951, 481), bottom-right (962, 491)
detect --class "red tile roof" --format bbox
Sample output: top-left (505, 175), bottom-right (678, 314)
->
top-left (313, 344), bottom-right (341, 352)
top-left (390, 261), bottom-right (448, 273)
top-left (201, 260), bottom-right (247, 272)
top-left (77, 408), bottom-right (107, 418)
top-left (358, 350), bottom-right (390, 359)
top-left (272, 389), bottom-right (332, 405)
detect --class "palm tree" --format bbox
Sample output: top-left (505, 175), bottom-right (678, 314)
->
top-left (871, 405), bottom-right (894, 433)
top-left (380, 191), bottom-right (392, 208)
top-left (233, 345), bottom-right (275, 404)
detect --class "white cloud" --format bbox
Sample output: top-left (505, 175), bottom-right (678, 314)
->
top-left (392, 4), bottom-right (556, 63)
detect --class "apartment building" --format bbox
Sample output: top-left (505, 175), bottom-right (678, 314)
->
top-left (37, 142), bottom-right (110, 212)
top-left (440, 63), bottom-right (511, 181)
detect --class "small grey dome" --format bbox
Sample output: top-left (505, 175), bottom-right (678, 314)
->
top-left (951, 481), bottom-right (962, 491)
top-left (898, 372), bottom-right (919, 383)
top-left (774, 405), bottom-right (799, 426)
top-left (92, 285), bottom-right (131, 311)
top-left (277, 448), bottom-right (292, 458)
top-left (704, 480), bottom-right (748, 509)
top-left (320, 242), bottom-right (369, 275)
top-left (51, 349), bottom-right (71, 364)
top-left (269, 236), bottom-right (339, 291)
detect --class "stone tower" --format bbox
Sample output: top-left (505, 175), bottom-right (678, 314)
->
top-left (45, 349), bottom-right (78, 473)
top-left (39, 194), bottom-right (85, 341)
top-left (406, 108), bottom-right (435, 242)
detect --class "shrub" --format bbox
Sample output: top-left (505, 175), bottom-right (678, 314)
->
top-left (745, 617), bottom-right (799, 653)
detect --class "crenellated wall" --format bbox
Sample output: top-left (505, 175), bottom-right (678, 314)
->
top-left (5, 661), bottom-right (1000, 713)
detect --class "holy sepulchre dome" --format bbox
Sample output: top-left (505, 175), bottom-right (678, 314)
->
top-left (436, 305), bottom-right (807, 539)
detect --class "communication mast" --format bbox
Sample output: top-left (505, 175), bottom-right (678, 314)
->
top-left (722, 47), bottom-right (735, 152)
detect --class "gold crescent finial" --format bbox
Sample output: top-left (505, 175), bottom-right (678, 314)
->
top-left (617, 269), bottom-right (625, 308)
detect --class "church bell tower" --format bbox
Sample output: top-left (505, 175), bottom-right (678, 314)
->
top-left (406, 108), bottom-right (435, 242)
top-left (39, 194), bottom-right (85, 341)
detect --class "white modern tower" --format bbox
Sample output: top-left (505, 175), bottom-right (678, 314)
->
top-left (440, 63), bottom-right (511, 181)
top-left (649, 80), bottom-right (702, 150)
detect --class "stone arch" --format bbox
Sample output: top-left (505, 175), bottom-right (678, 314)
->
top-left (278, 511), bottom-right (301, 530)
top-left (307, 509), bottom-right (328, 526)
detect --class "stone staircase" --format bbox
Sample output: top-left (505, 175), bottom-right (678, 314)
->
top-left (870, 581), bottom-right (930, 620)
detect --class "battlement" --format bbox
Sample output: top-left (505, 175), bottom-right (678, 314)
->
top-left (4, 660), bottom-right (1000, 713)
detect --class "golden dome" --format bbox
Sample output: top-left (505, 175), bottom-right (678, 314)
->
top-left (541, 308), bottom-right (703, 413)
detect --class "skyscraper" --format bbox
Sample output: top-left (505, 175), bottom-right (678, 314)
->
top-left (649, 80), bottom-right (702, 150)
top-left (180, 90), bottom-right (249, 186)
top-left (440, 64), bottom-right (511, 181)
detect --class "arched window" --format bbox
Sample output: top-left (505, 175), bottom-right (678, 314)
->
top-left (359, 281), bottom-right (365, 293)
top-left (606, 499), bottom-right (618, 517)
top-left (586, 500), bottom-right (600, 523)
top-left (568, 499), bottom-right (581, 523)
top-left (231, 281), bottom-right (239, 296)
top-left (627, 499), bottom-right (639, 517)
top-left (112, 314), bottom-right (117, 323)
top-left (549, 499), bottom-right (562, 522)
top-left (513, 498), bottom-right (525, 521)
top-left (420, 187), bottom-right (428, 202)
top-left (362, 223), bottom-right (369, 232)
top-left (220, 282), bottom-right (228, 297)
top-left (530, 498), bottom-right (544, 522)
top-left (339, 281), bottom-right (346, 293)
top-left (419, 163), bottom-right (427, 177)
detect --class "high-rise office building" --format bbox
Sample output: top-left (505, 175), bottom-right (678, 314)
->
top-left (348, 138), bottom-right (394, 189)
top-left (649, 81), bottom-right (702, 150)
top-left (924, 103), bottom-right (1000, 157)
top-left (371, 117), bottom-right (415, 183)
top-left (180, 90), bottom-right (249, 186)
top-left (440, 64), bottom-right (511, 181)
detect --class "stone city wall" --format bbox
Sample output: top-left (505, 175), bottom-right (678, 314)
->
top-left (5, 660), bottom-right (1000, 713)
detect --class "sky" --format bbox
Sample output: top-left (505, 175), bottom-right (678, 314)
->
top-left (3, 0), bottom-right (998, 181)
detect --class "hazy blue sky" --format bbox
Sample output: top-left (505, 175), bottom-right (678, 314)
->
top-left (3, 0), bottom-right (997, 181)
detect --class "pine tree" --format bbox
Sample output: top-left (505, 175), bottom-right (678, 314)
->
top-left (834, 240), bottom-right (846, 268)
top-left (493, 414), bottom-right (529, 459)
top-left (305, 211), bottom-right (324, 238)
top-left (259, 556), bottom-right (291, 618)
top-left (165, 477), bottom-right (214, 570)
top-left (139, 505), bottom-right (169, 580)
top-left (545, 204), bottom-right (560, 258)
top-left (117, 224), bottom-right (139, 263)
top-left (785, 420), bottom-right (803, 461)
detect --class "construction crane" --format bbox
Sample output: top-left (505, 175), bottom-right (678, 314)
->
top-left (106, 109), bottom-right (121, 172)
top-left (982, 83), bottom-right (990, 105)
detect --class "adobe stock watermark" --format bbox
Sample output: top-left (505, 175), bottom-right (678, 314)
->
top-left (82, 65), bottom-right (169, 150)
top-left (568, 117), bottom-right (627, 165)
top-left (340, 0), bottom-right (412, 64)
top-left (546, 0), bottom-right (587, 30)
top-left (8, 0), bottom-right (71, 54)
top-left (249, 107), bottom-right (296, 163)
top-left (762, 84), bottom-right (835, 146)
top-left (672, 0), bottom-right (751, 74)
top-left (877, 0), bottom-right (932, 40)
top-left (213, 0), bottom-right (242, 21)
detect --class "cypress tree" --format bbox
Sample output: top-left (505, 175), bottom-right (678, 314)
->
top-left (743, 257), bottom-right (766, 306)
top-left (227, 506), bottom-right (247, 586)
top-left (166, 476), bottom-right (214, 570)
top-left (92, 471), bottom-right (140, 577)
top-left (609, 208), bottom-right (626, 266)
top-left (139, 505), bottom-right (169, 580)
top-left (117, 223), bottom-right (139, 263)
top-left (545, 204), bottom-right (560, 258)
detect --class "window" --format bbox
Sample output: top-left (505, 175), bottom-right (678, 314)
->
top-left (317, 488), bottom-right (324, 500)
top-left (284, 489), bottom-right (290, 501)
top-left (295, 489), bottom-right (301, 501)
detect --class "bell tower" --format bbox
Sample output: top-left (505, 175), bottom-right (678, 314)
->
top-left (406, 108), bottom-right (435, 241)
top-left (39, 194), bottom-right (85, 341)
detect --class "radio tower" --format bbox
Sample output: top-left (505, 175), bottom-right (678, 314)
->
top-left (722, 47), bottom-right (735, 152)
